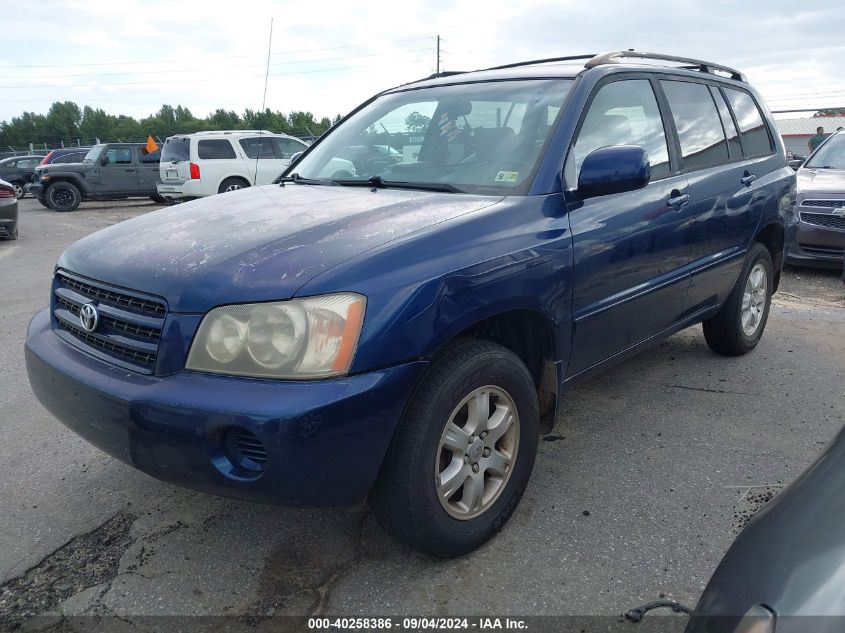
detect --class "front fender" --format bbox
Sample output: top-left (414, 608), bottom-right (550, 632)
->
top-left (41, 171), bottom-right (92, 194)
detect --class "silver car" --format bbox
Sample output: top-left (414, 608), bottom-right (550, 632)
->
top-left (786, 131), bottom-right (845, 267)
top-left (0, 178), bottom-right (19, 240)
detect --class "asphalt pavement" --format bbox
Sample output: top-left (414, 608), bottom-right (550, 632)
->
top-left (1, 197), bottom-right (843, 629)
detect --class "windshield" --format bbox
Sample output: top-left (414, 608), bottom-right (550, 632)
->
top-left (84, 145), bottom-right (105, 163)
top-left (806, 133), bottom-right (845, 169)
top-left (292, 79), bottom-right (574, 194)
top-left (162, 136), bottom-right (191, 163)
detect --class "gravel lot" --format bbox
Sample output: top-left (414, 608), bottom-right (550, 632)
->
top-left (2, 197), bottom-right (844, 629)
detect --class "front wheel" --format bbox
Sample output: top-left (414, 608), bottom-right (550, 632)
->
top-left (703, 242), bottom-right (773, 355)
top-left (218, 177), bottom-right (250, 194)
top-left (46, 182), bottom-right (81, 212)
top-left (370, 339), bottom-right (539, 556)
top-left (11, 182), bottom-right (24, 199)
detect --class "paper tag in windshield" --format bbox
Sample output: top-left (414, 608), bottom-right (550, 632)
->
top-left (495, 170), bottom-right (519, 183)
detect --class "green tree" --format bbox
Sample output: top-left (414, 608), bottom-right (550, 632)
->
top-left (405, 111), bottom-right (431, 133)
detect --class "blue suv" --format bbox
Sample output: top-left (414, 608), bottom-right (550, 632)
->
top-left (25, 51), bottom-right (795, 555)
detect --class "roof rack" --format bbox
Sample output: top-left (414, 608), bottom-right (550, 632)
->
top-left (485, 54), bottom-right (598, 71)
top-left (585, 50), bottom-right (747, 82)
top-left (190, 130), bottom-right (274, 136)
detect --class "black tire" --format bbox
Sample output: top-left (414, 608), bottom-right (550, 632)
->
top-left (218, 177), bottom-right (250, 194)
top-left (370, 339), bottom-right (539, 557)
top-left (46, 181), bottom-right (82, 212)
top-left (703, 242), bottom-right (773, 356)
top-left (150, 195), bottom-right (169, 204)
top-left (36, 196), bottom-right (50, 209)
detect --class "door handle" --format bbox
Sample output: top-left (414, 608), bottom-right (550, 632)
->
top-left (667, 191), bottom-right (690, 210)
top-left (741, 172), bottom-right (757, 186)
top-left (124, 169), bottom-right (137, 173)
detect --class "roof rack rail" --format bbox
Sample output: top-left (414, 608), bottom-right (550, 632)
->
top-left (485, 54), bottom-right (598, 71)
top-left (585, 50), bottom-right (747, 82)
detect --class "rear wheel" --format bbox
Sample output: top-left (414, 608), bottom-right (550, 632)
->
top-left (370, 339), bottom-right (539, 556)
top-left (218, 177), bottom-right (250, 194)
top-left (10, 182), bottom-right (24, 199)
top-left (703, 242), bottom-right (773, 355)
top-left (46, 181), bottom-right (81, 212)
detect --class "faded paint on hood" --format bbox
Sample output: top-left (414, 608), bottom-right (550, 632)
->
top-left (57, 184), bottom-right (502, 313)
top-left (797, 168), bottom-right (845, 194)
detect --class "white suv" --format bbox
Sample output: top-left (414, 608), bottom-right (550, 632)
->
top-left (156, 131), bottom-right (355, 200)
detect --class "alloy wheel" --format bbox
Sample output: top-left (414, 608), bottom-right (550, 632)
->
top-left (741, 262), bottom-right (767, 336)
top-left (434, 386), bottom-right (520, 520)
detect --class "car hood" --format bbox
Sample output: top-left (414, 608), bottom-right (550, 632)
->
top-left (797, 168), bottom-right (845, 194)
top-left (57, 184), bottom-right (503, 313)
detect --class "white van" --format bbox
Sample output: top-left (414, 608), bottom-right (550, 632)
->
top-left (156, 131), bottom-right (355, 199)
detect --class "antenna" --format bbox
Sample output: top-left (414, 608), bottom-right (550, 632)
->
top-left (436, 35), bottom-right (441, 74)
top-left (254, 18), bottom-right (274, 186)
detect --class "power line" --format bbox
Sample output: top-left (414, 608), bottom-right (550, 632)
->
top-left (0, 48), bottom-right (435, 81)
top-left (0, 37), bottom-right (434, 69)
top-left (0, 57), bottom-right (433, 91)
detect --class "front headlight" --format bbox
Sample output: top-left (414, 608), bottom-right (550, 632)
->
top-left (186, 293), bottom-right (365, 379)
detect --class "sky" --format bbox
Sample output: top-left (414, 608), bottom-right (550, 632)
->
top-left (2, 0), bottom-right (844, 124)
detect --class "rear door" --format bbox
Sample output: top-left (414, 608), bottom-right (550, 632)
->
top-left (662, 82), bottom-right (775, 312)
top-left (137, 147), bottom-right (161, 193)
top-left (99, 145), bottom-right (138, 193)
top-left (566, 77), bottom-right (691, 376)
top-left (238, 137), bottom-right (285, 184)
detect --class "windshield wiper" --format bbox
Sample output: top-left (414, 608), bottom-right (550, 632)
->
top-left (332, 176), bottom-right (464, 193)
top-left (275, 173), bottom-right (325, 186)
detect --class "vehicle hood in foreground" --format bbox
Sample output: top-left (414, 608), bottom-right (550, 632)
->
top-left (57, 184), bottom-right (502, 313)
top-left (797, 168), bottom-right (845, 195)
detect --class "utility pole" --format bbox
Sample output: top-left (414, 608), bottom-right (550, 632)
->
top-left (436, 35), bottom-right (441, 74)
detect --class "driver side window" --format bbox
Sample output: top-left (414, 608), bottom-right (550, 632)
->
top-left (565, 79), bottom-right (670, 187)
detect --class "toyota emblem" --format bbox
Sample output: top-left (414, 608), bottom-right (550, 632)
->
top-left (79, 303), bottom-right (99, 332)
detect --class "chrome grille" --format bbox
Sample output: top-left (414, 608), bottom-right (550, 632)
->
top-left (801, 199), bottom-right (845, 209)
top-left (52, 272), bottom-right (166, 373)
top-left (800, 212), bottom-right (845, 231)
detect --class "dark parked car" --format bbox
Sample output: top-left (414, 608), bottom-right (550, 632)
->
top-left (687, 422), bottom-right (845, 633)
top-left (0, 179), bottom-right (19, 240)
top-left (786, 130), bottom-right (845, 267)
top-left (0, 155), bottom-right (43, 198)
top-left (29, 143), bottom-right (165, 211)
top-left (38, 148), bottom-right (91, 166)
top-left (25, 51), bottom-right (794, 555)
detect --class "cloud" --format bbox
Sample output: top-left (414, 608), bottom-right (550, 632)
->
top-left (1, 0), bottom-right (843, 123)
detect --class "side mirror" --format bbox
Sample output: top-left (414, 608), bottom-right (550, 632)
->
top-left (290, 151), bottom-right (303, 165)
top-left (577, 146), bottom-right (650, 198)
top-left (788, 159), bottom-right (804, 171)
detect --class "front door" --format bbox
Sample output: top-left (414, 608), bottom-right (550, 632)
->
top-left (566, 77), bottom-right (692, 376)
top-left (99, 146), bottom-right (138, 193)
top-left (136, 147), bottom-right (161, 194)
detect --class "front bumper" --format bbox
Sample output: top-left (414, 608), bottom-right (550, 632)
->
top-left (785, 216), bottom-right (845, 268)
top-left (27, 182), bottom-right (44, 196)
top-left (25, 308), bottom-right (426, 506)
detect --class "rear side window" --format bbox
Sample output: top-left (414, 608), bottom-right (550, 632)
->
top-left (139, 149), bottom-right (160, 164)
top-left (724, 89), bottom-right (773, 157)
top-left (567, 79), bottom-right (670, 183)
top-left (661, 80), bottom-right (728, 169)
top-left (197, 139), bottom-right (237, 160)
top-left (710, 87), bottom-right (742, 158)
top-left (240, 138), bottom-right (277, 159)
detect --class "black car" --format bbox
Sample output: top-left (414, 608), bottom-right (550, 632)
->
top-left (0, 155), bottom-right (43, 198)
top-left (29, 143), bottom-right (165, 211)
top-left (687, 422), bottom-right (845, 633)
top-left (0, 179), bottom-right (19, 239)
